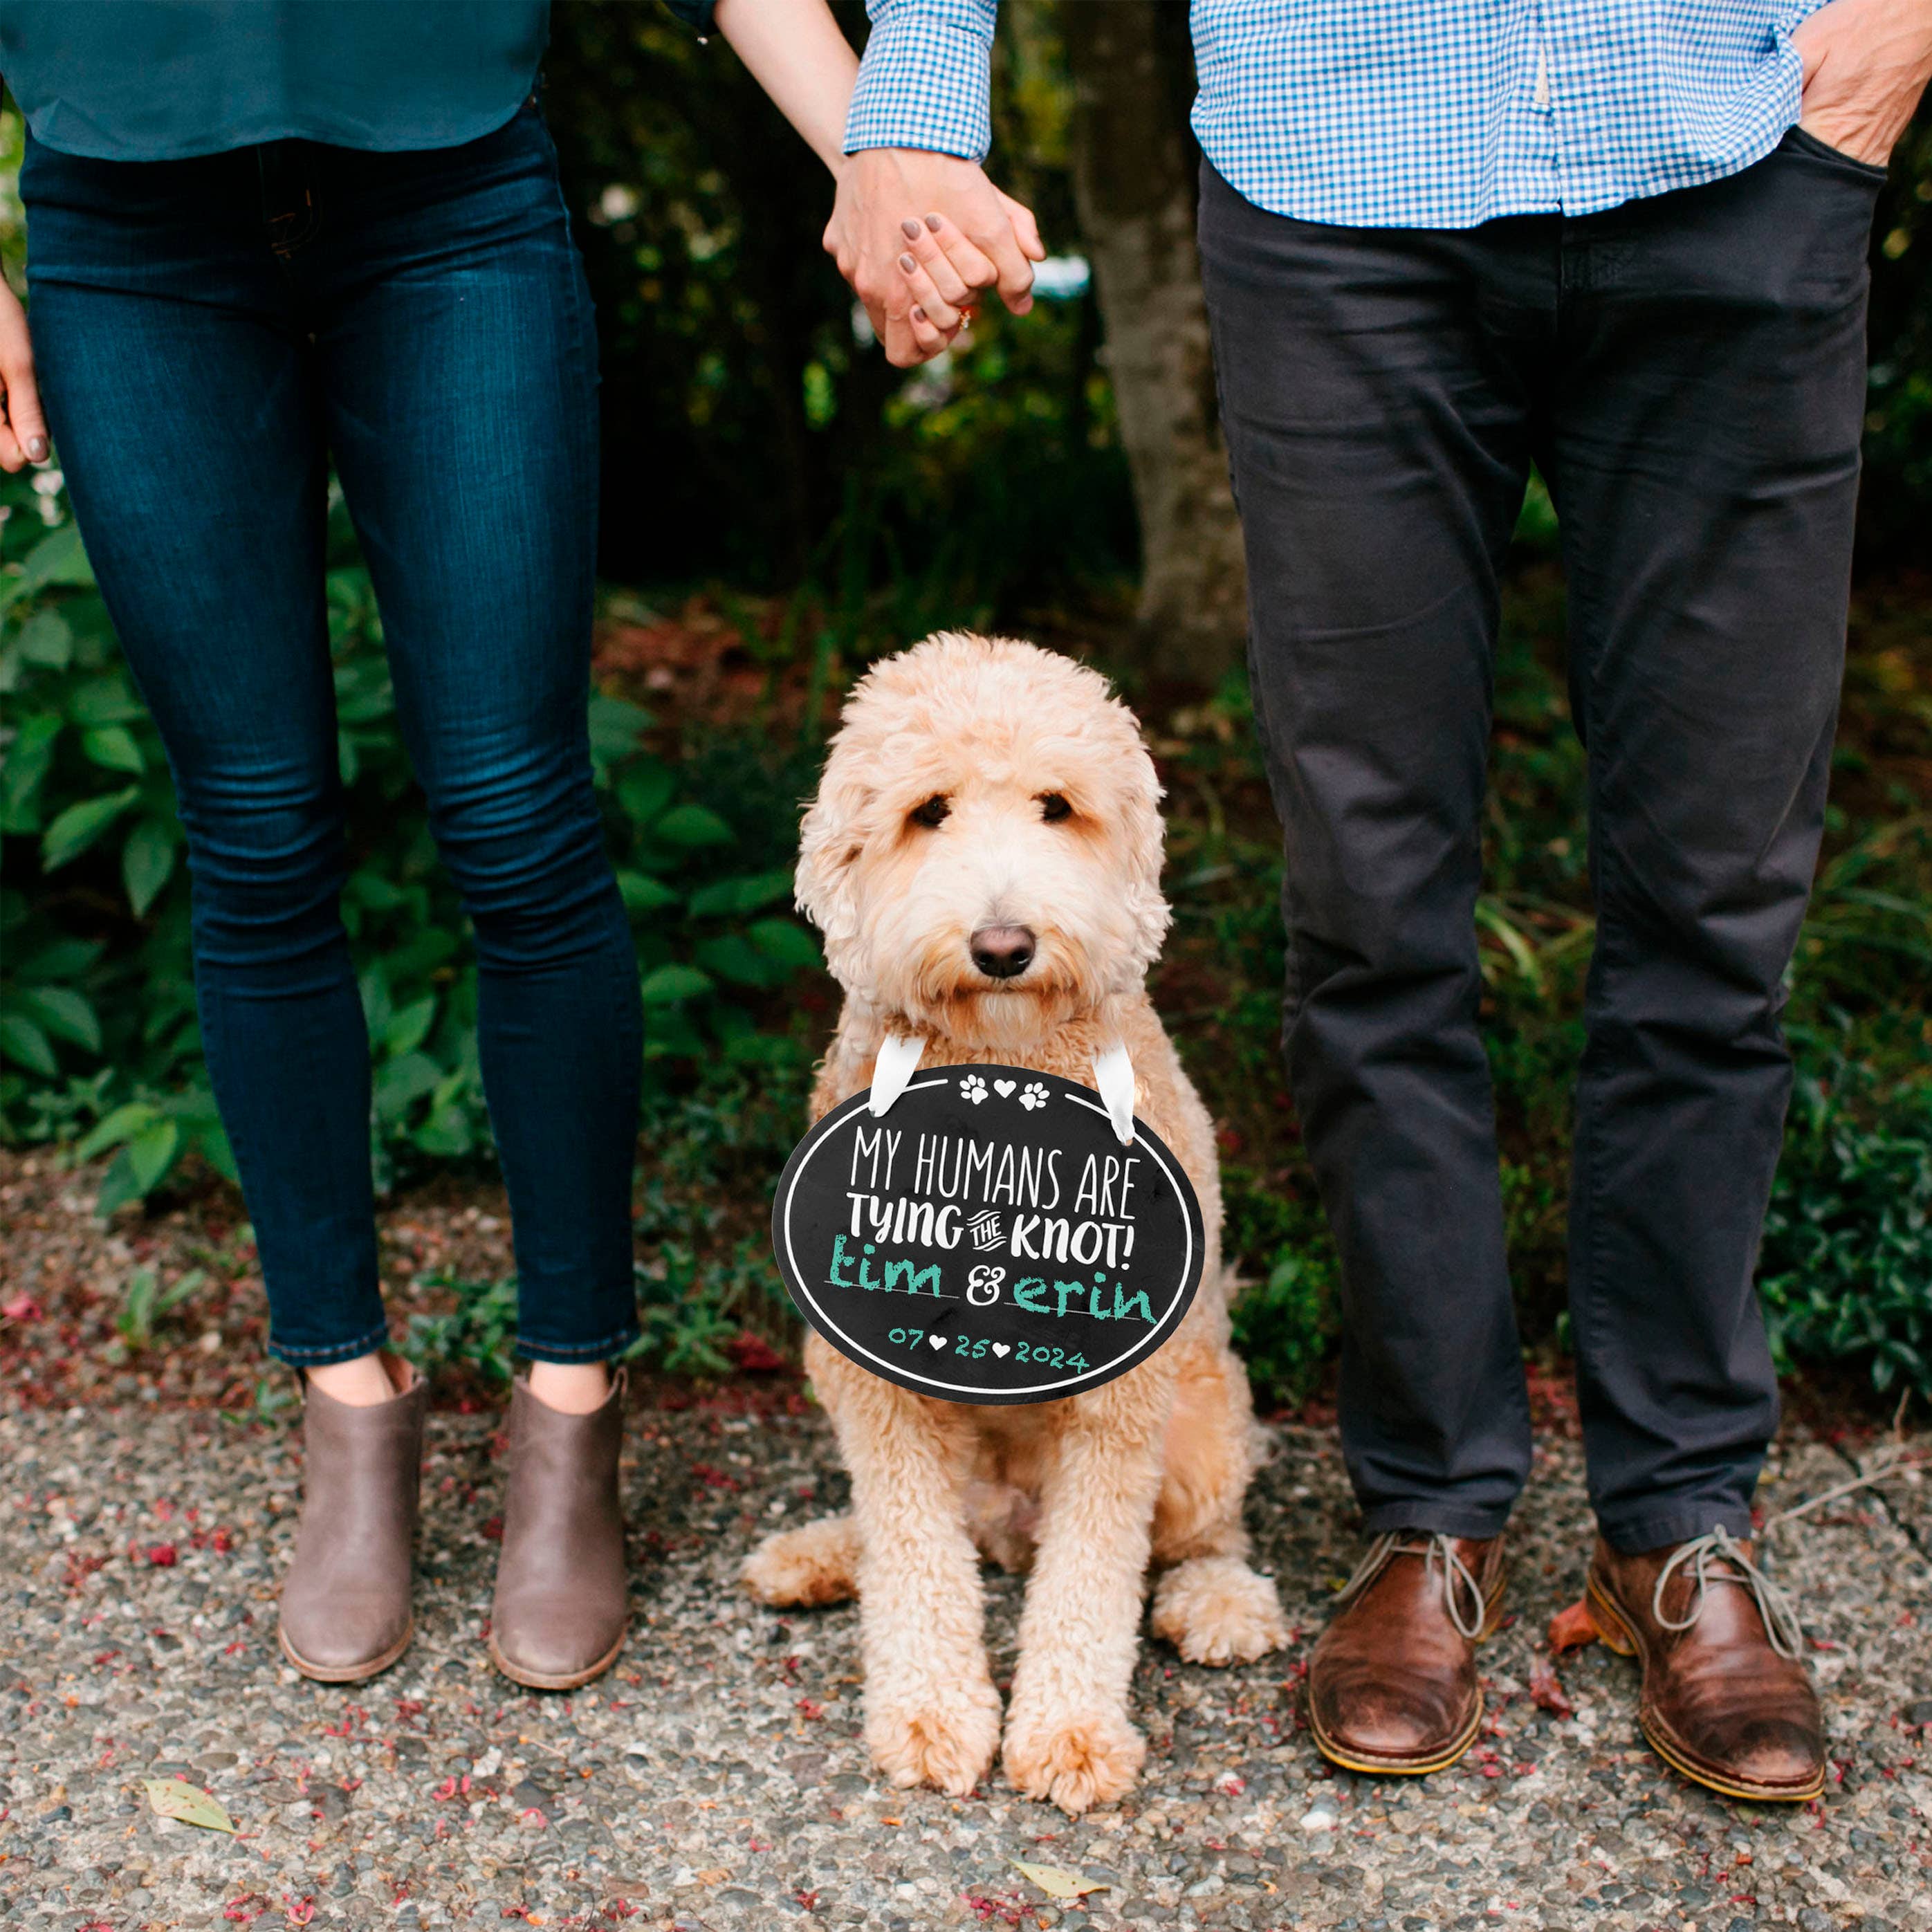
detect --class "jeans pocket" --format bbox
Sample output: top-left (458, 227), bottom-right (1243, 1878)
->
top-left (1783, 122), bottom-right (1890, 187)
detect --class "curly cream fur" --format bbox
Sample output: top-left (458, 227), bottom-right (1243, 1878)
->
top-left (747, 633), bottom-right (1286, 1813)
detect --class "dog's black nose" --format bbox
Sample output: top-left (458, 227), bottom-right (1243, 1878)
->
top-left (970, 925), bottom-right (1036, 980)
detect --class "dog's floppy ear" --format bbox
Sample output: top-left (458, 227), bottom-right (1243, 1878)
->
top-left (795, 757), bottom-right (871, 949)
top-left (1118, 735), bottom-right (1174, 970)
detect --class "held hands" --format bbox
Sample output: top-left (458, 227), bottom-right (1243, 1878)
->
top-left (0, 278), bottom-right (49, 472)
top-left (826, 147), bottom-right (1046, 367)
top-left (1794, 0), bottom-right (1932, 167)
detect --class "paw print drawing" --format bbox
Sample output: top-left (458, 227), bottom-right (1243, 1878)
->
top-left (1018, 1081), bottom-right (1049, 1112)
top-left (959, 1074), bottom-right (989, 1105)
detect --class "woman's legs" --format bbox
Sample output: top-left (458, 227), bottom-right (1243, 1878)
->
top-left (22, 140), bottom-right (390, 1369)
top-left (304, 117), bottom-right (644, 1390)
top-left (291, 115), bottom-right (640, 1679)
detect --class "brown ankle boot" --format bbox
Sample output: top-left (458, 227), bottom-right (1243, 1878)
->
top-left (1587, 1528), bottom-right (1823, 1802)
top-left (488, 1370), bottom-right (629, 1690)
top-left (278, 1367), bottom-right (427, 1682)
top-left (1307, 1531), bottom-right (1507, 1774)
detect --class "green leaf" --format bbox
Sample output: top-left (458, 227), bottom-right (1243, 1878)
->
top-left (688, 868), bottom-right (794, 917)
top-left (1, 711), bottom-right (62, 825)
top-left (0, 1011), bottom-right (56, 1076)
top-left (410, 1103), bottom-right (475, 1159)
top-left (192, 1118), bottom-right (240, 1186)
top-left (652, 802), bottom-right (734, 849)
top-left (694, 934), bottom-right (776, 988)
top-left (81, 724), bottom-right (145, 774)
top-left (746, 917), bottom-right (822, 971)
top-left (10, 523), bottom-right (95, 602)
top-left (41, 785), bottom-right (140, 870)
top-left (15, 984), bottom-right (101, 1051)
top-left (616, 869), bottom-right (680, 916)
top-left (126, 1118), bottom-right (182, 1194)
top-left (384, 995), bottom-right (437, 1056)
top-left (15, 608), bottom-right (73, 668)
top-left (638, 962), bottom-right (714, 1006)
top-left (374, 1051), bottom-right (444, 1121)
top-left (587, 693), bottom-right (652, 764)
top-left (66, 672), bottom-right (142, 726)
top-left (15, 937), bottom-right (103, 984)
top-left (143, 1778), bottom-right (234, 1834)
top-left (75, 1101), bottom-right (159, 1161)
top-left (122, 816), bottom-right (178, 916)
top-left (616, 762), bottom-right (676, 829)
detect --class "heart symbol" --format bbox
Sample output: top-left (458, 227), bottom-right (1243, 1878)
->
top-left (928, 1334), bottom-right (946, 1350)
top-left (993, 1079), bottom-right (1017, 1098)
top-left (991, 1343), bottom-right (1009, 1357)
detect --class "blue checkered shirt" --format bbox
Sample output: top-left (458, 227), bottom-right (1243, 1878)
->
top-left (843, 0), bottom-right (1829, 228)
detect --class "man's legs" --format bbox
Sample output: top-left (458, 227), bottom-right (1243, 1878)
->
top-left (1199, 163), bottom-right (1546, 1538)
top-left (1527, 131), bottom-right (1878, 1803)
top-left (1545, 131), bottom-right (1881, 1552)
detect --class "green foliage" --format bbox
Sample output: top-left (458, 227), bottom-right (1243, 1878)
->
top-left (1759, 1053), bottom-right (1932, 1399)
top-left (0, 472), bottom-right (823, 1210)
top-left (541, 1), bottom-right (1135, 623)
top-left (1159, 559), bottom-right (1932, 1413)
top-left (117, 1264), bottom-right (206, 1352)
top-left (397, 1041), bottom-right (815, 1388)
top-left (1224, 1188), bottom-right (1340, 1413)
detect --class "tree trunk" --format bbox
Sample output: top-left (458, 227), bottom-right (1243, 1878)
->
top-left (1060, 0), bottom-right (1247, 688)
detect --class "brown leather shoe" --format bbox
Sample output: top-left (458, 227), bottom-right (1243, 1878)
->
top-left (278, 1365), bottom-right (427, 1682)
top-left (1587, 1528), bottom-right (1823, 1803)
top-left (1307, 1531), bottom-right (1507, 1775)
top-left (488, 1370), bottom-right (629, 1690)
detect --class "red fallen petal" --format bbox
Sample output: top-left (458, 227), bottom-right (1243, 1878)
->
top-left (1529, 1654), bottom-right (1576, 1718)
top-left (2, 1293), bottom-right (43, 1322)
top-left (146, 1544), bottom-right (178, 1567)
top-left (1546, 1599), bottom-right (1599, 1653)
top-left (725, 1331), bottom-right (786, 1374)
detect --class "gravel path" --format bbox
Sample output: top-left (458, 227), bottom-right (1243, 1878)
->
top-left (3, 1383), bottom-right (1929, 1932)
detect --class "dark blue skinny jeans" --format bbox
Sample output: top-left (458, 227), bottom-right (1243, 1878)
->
top-left (21, 107), bottom-right (643, 1365)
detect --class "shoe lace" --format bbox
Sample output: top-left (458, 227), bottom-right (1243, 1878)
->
top-left (1336, 1531), bottom-right (1488, 1641)
top-left (1651, 1525), bottom-right (1804, 1661)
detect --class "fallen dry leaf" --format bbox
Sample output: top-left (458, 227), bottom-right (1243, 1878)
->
top-left (145, 1777), bottom-right (235, 1833)
top-left (1546, 1599), bottom-right (1599, 1655)
top-left (1529, 1653), bottom-right (1576, 1718)
top-left (1012, 1861), bottom-right (1109, 1901)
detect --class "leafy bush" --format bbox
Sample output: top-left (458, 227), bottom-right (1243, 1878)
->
top-left (1155, 556), bottom-right (1932, 1413)
top-left (1760, 1054), bottom-right (1932, 1399)
top-left (0, 468), bottom-right (824, 1209)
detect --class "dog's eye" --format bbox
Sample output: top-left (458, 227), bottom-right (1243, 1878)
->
top-left (1039, 793), bottom-right (1072, 823)
top-left (909, 795), bottom-right (950, 829)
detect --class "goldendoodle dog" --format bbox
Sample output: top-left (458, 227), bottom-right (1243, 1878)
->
top-left (744, 632), bottom-right (1287, 1814)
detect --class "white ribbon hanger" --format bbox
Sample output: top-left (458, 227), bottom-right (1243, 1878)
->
top-left (867, 1033), bottom-right (926, 1116)
top-left (1092, 1042), bottom-right (1137, 1146)
top-left (867, 1031), bottom-right (1136, 1146)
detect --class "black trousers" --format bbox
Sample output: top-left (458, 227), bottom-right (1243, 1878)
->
top-left (1199, 129), bottom-right (1884, 1553)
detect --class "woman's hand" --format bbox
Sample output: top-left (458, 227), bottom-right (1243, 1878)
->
top-left (0, 277), bottom-right (49, 471)
top-left (825, 148), bottom-right (1045, 368)
top-left (709, 0), bottom-right (1045, 369)
top-left (1794, 0), bottom-right (1932, 167)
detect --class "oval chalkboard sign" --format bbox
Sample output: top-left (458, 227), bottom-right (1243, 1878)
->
top-left (771, 1063), bottom-right (1204, 1404)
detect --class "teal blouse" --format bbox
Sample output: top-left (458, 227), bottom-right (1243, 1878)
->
top-left (0, 1), bottom-right (587, 161)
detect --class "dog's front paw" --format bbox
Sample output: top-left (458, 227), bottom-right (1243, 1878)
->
top-left (865, 1676), bottom-right (1002, 1798)
top-left (1150, 1556), bottom-right (1289, 1666)
top-left (1002, 1702), bottom-right (1145, 1815)
top-left (742, 1515), bottom-right (859, 1608)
